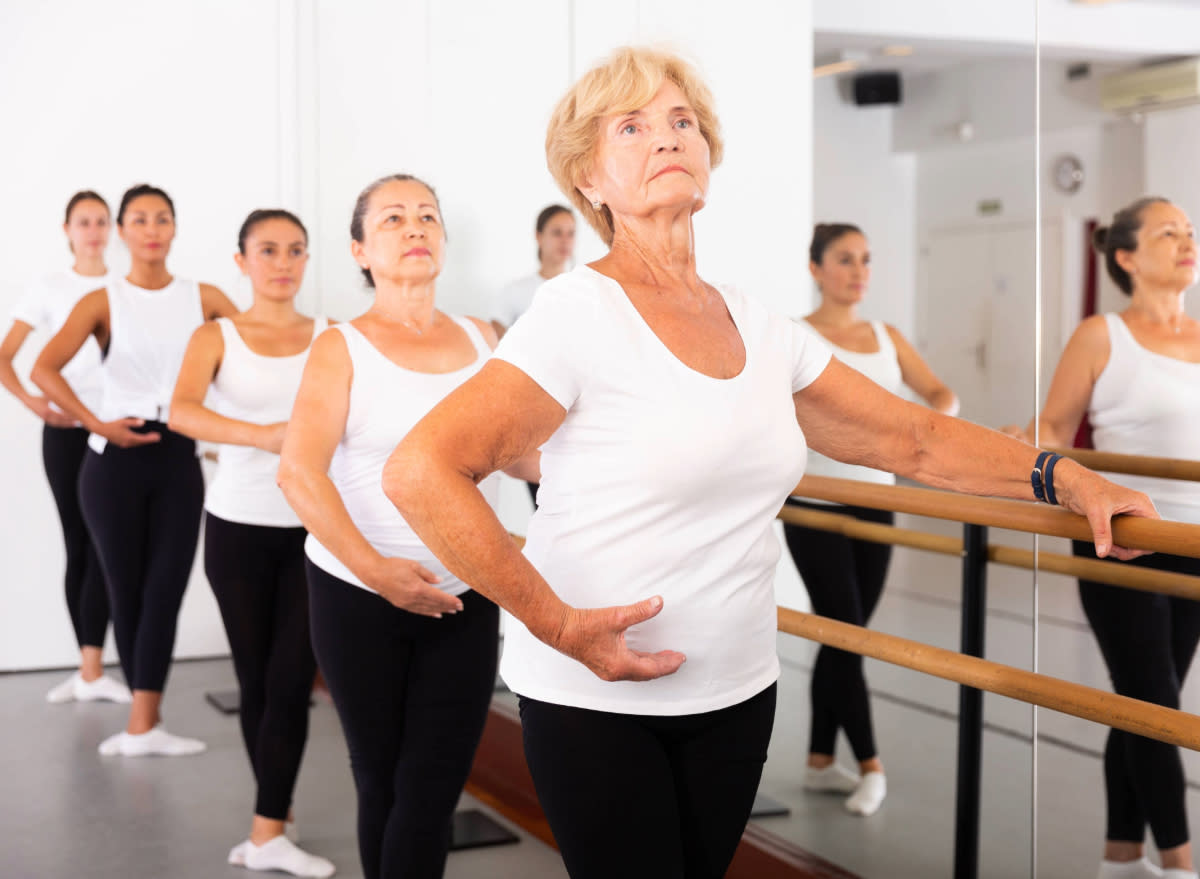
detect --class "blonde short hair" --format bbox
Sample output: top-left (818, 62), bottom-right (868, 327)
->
top-left (545, 47), bottom-right (724, 246)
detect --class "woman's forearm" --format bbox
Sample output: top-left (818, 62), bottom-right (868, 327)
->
top-left (30, 362), bottom-right (101, 431)
top-left (169, 400), bottom-right (273, 449)
top-left (384, 444), bottom-right (568, 645)
top-left (277, 462), bottom-right (387, 584)
top-left (0, 356), bottom-right (38, 410)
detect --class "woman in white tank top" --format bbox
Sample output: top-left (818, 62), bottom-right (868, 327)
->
top-left (278, 175), bottom-right (536, 879)
top-left (787, 223), bottom-right (959, 817)
top-left (1011, 199), bottom-right (1200, 879)
top-left (169, 210), bottom-right (334, 878)
top-left (32, 184), bottom-right (237, 759)
top-left (0, 191), bottom-right (128, 704)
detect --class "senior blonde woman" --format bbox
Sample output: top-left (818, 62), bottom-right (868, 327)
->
top-left (384, 48), bottom-right (1155, 879)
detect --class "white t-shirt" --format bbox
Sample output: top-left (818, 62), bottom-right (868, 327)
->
top-left (795, 319), bottom-right (901, 498)
top-left (1089, 313), bottom-right (1200, 525)
top-left (493, 265), bottom-right (833, 715)
top-left (10, 269), bottom-right (108, 414)
top-left (305, 318), bottom-right (501, 596)
top-left (205, 316), bottom-right (328, 528)
top-left (490, 272), bottom-right (544, 328)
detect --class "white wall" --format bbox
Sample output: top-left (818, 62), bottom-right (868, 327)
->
top-left (0, 0), bottom-right (814, 669)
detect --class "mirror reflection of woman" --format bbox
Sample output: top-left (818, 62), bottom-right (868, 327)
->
top-left (786, 222), bottom-right (958, 817)
top-left (0, 191), bottom-right (128, 704)
top-left (32, 183), bottom-right (237, 757)
top-left (169, 210), bottom-right (334, 878)
top-left (279, 174), bottom-right (533, 879)
top-left (1009, 198), bottom-right (1200, 879)
top-left (488, 204), bottom-right (575, 340)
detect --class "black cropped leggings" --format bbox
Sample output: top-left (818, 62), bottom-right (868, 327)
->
top-left (78, 423), bottom-right (203, 692)
top-left (518, 684), bottom-right (776, 879)
top-left (783, 499), bottom-right (893, 762)
top-left (1074, 540), bottom-right (1200, 851)
top-left (205, 514), bottom-right (315, 821)
top-left (307, 562), bottom-right (498, 879)
top-left (42, 425), bottom-right (108, 650)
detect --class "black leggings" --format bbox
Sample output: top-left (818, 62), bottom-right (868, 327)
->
top-left (205, 514), bottom-right (315, 821)
top-left (1074, 540), bottom-right (1200, 851)
top-left (306, 562), bottom-right (498, 879)
top-left (783, 499), bottom-right (893, 762)
top-left (518, 684), bottom-right (776, 879)
top-left (78, 423), bottom-right (203, 692)
top-left (42, 425), bottom-right (108, 650)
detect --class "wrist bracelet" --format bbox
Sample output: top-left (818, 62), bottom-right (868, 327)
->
top-left (1043, 452), bottom-right (1062, 506)
top-left (1031, 450), bottom-right (1053, 503)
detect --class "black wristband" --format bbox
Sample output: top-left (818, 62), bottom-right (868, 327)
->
top-left (1043, 453), bottom-right (1062, 506)
top-left (1031, 450), bottom-right (1053, 502)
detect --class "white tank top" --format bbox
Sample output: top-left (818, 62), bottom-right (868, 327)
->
top-left (304, 317), bottom-right (501, 596)
top-left (89, 276), bottom-right (204, 452)
top-left (795, 319), bottom-right (902, 500)
top-left (1089, 313), bottom-right (1200, 525)
top-left (204, 316), bottom-right (329, 527)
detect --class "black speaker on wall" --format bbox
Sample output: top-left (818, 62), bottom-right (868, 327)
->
top-left (852, 71), bottom-right (902, 106)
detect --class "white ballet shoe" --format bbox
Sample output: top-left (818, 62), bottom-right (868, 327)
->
top-left (74, 674), bottom-right (132, 703)
top-left (229, 840), bottom-right (250, 866)
top-left (1161, 868), bottom-right (1197, 879)
top-left (46, 673), bottom-right (80, 703)
top-left (845, 771), bottom-right (887, 816)
top-left (803, 763), bottom-right (860, 794)
top-left (243, 835), bottom-right (335, 878)
top-left (97, 730), bottom-right (125, 756)
top-left (99, 725), bottom-right (206, 757)
top-left (1097, 858), bottom-right (1164, 878)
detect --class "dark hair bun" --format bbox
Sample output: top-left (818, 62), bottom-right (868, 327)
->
top-left (1092, 225), bottom-right (1109, 252)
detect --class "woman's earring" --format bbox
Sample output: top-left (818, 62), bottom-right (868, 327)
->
top-left (591, 200), bottom-right (603, 210)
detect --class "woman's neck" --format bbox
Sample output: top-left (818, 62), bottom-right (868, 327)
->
top-left (807, 299), bottom-right (860, 328)
top-left (604, 212), bottom-right (699, 291)
top-left (72, 255), bottom-right (106, 278)
top-left (244, 294), bottom-right (303, 325)
top-left (371, 279), bottom-right (438, 332)
top-left (126, 260), bottom-right (173, 290)
top-left (1127, 285), bottom-right (1187, 329)
top-left (539, 259), bottom-right (567, 281)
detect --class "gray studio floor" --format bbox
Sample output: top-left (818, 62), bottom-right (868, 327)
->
top-left (5, 516), bottom-right (1199, 878)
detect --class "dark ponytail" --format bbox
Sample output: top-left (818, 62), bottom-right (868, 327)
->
top-left (1094, 197), bottom-right (1169, 296)
top-left (810, 222), bottom-right (863, 265)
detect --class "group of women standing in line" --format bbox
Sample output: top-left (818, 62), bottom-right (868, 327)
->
top-left (2, 45), bottom-right (1194, 879)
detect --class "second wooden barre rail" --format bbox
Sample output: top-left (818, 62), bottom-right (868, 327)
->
top-left (777, 607), bottom-right (1200, 751)
top-left (793, 476), bottom-right (1200, 559)
top-left (777, 506), bottom-right (1200, 601)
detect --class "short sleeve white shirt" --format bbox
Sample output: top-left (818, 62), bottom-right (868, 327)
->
top-left (10, 270), bottom-right (107, 413)
top-left (492, 265), bottom-right (832, 715)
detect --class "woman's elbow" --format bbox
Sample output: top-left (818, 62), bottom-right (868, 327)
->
top-left (382, 438), bottom-right (429, 516)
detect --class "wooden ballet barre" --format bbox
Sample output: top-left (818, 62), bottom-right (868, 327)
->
top-left (792, 475), bottom-right (1200, 559)
top-left (1047, 447), bottom-right (1200, 484)
top-left (777, 607), bottom-right (1200, 751)
top-left (776, 506), bottom-right (1200, 602)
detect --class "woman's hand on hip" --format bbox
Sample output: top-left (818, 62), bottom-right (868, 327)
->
top-left (100, 417), bottom-right (161, 448)
top-left (550, 596), bottom-right (686, 682)
top-left (368, 556), bottom-right (464, 618)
